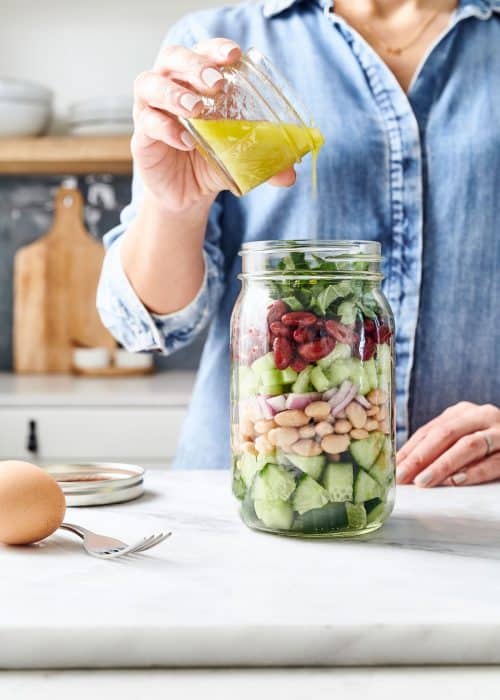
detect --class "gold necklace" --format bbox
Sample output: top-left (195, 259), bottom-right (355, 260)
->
top-left (336, 4), bottom-right (442, 56)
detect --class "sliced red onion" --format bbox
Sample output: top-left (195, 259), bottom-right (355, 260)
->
top-left (266, 395), bottom-right (287, 413)
top-left (328, 380), bottom-right (353, 409)
top-left (323, 387), bottom-right (338, 401)
top-left (355, 394), bottom-right (371, 409)
top-left (285, 392), bottom-right (321, 410)
top-left (257, 395), bottom-right (274, 419)
top-left (330, 384), bottom-right (358, 417)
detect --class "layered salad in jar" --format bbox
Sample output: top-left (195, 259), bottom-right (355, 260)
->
top-left (231, 251), bottom-right (395, 537)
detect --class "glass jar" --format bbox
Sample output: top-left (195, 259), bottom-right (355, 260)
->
top-left (230, 241), bottom-right (395, 537)
top-left (180, 48), bottom-right (324, 196)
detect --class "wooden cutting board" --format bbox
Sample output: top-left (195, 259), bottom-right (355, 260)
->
top-left (13, 186), bottom-right (116, 373)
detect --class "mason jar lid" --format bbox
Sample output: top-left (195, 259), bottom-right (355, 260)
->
top-left (43, 462), bottom-right (145, 507)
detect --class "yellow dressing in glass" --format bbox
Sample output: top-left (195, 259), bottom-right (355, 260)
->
top-left (189, 119), bottom-right (325, 195)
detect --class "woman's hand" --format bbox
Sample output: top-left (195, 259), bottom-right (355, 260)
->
top-left (396, 402), bottom-right (500, 487)
top-left (132, 38), bottom-right (296, 211)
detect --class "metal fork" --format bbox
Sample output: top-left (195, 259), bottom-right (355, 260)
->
top-left (60, 522), bottom-right (171, 559)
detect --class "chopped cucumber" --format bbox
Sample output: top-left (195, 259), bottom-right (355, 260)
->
top-left (317, 342), bottom-right (352, 370)
top-left (261, 369), bottom-right (283, 387)
top-left (366, 501), bottom-right (386, 525)
top-left (253, 463), bottom-right (296, 502)
top-left (348, 358), bottom-right (371, 395)
top-left (310, 365), bottom-right (330, 392)
top-left (280, 367), bottom-right (298, 384)
top-left (259, 384), bottom-right (284, 396)
top-left (292, 475), bottom-right (329, 514)
top-left (369, 437), bottom-right (394, 485)
top-left (291, 365), bottom-right (313, 393)
top-left (254, 499), bottom-right (294, 530)
top-left (346, 503), bottom-right (367, 529)
top-left (354, 469), bottom-right (381, 504)
top-left (322, 462), bottom-right (354, 502)
top-left (238, 453), bottom-right (268, 487)
top-left (376, 344), bottom-right (391, 392)
top-left (239, 366), bottom-right (259, 398)
top-left (364, 358), bottom-right (378, 391)
top-left (251, 352), bottom-right (276, 379)
top-left (293, 502), bottom-right (347, 534)
top-left (349, 432), bottom-right (385, 470)
top-left (286, 454), bottom-right (326, 480)
top-left (327, 359), bottom-right (352, 387)
top-left (232, 472), bottom-right (246, 500)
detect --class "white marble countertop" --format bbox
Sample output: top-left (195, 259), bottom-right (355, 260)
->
top-left (1, 470), bottom-right (500, 669)
top-left (0, 371), bottom-right (195, 406)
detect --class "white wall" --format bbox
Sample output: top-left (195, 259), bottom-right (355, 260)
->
top-left (1, 0), bottom-right (236, 130)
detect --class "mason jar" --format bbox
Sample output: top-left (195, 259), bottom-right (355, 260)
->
top-left (179, 48), bottom-right (324, 196)
top-left (230, 241), bottom-right (395, 537)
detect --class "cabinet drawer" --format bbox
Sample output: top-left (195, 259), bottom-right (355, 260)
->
top-left (0, 408), bottom-right (186, 460)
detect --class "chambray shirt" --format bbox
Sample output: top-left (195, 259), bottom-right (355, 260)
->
top-left (97, 0), bottom-right (500, 469)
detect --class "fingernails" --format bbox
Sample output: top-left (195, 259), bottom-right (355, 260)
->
top-left (219, 42), bottom-right (238, 58)
top-left (179, 93), bottom-right (201, 112)
top-left (414, 470), bottom-right (433, 487)
top-left (451, 472), bottom-right (467, 485)
top-left (201, 67), bottom-right (224, 87)
top-left (180, 131), bottom-right (195, 148)
top-left (396, 466), bottom-right (409, 482)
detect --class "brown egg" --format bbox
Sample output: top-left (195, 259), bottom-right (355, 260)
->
top-left (0, 461), bottom-right (66, 545)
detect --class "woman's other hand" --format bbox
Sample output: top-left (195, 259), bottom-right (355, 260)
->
top-left (396, 402), bottom-right (500, 487)
top-left (132, 38), bottom-right (296, 211)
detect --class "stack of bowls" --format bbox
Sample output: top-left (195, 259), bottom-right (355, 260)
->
top-left (68, 97), bottom-right (133, 135)
top-left (0, 78), bottom-right (53, 136)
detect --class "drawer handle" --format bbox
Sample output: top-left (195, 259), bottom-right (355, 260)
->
top-left (27, 420), bottom-right (38, 455)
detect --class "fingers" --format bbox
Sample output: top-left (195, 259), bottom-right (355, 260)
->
top-left (193, 38), bottom-right (242, 64)
top-left (412, 428), bottom-right (499, 488)
top-left (268, 167), bottom-right (297, 188)
top-left (448, 452), bottom-right (500, 486)
top-left (153, 40), bottom-right (241, 95)
top-left (396, 403), bottom-right (461, 465)
top-left (396, 405), bottom-right (495, 486)
top-left (132, 107), bottom-right (195, 154)
top-left (135, 73), bottom-right (203, 119)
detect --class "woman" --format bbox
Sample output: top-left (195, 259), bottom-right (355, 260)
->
top-left (97, 0), bottom-right (500, 486)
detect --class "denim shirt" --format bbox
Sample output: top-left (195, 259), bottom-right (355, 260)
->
top-left (97, 0), bottom-right (500, 469)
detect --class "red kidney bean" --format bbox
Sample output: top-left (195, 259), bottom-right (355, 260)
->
top-left (325, 319), bottom-right (360, 345)
top-left (297, 337), bottom-right (335, 362)
top-left (270, 321), bottom-right (291, 338)
top-left (290, 356), bottom-right (308, 372)
top-left (281, 311), bottom-right (317, 327)
top-left (267, 300), bottom-right (290, 325)
top-left (363, 319), bottom-right (377, 336)
top-left (273, 336), bottom-right (293, 369)
top-left (378, 323), bottom-right (392, 344)
top-left (355, 336), bottom-right (376, 361)
top-left (293, 326), bottom-right (316, 343)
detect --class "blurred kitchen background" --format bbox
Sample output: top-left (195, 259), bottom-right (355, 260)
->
top-left (0, 0), bottom-right (234, 468)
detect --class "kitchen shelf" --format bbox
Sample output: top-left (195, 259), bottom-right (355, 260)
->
top-left (0, 135), bottom-right (132, 175)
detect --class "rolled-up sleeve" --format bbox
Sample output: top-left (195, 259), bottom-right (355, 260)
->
top-left (96, 15), bottom-right (226, 356)
top-left (97, 190), bottom-right (225, 355)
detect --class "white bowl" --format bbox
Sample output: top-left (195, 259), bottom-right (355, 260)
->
top-left (0, 98), bottom-right (52, 136)
top-left (114, 349), bottom-right (153, 370)
top-left (0, 77), bottom-right (52, 102)
top-left (73, 347), bottom-right (111, 371)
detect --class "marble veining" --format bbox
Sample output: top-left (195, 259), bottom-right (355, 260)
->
top-left (1, 470), bottom-right (500, 669)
